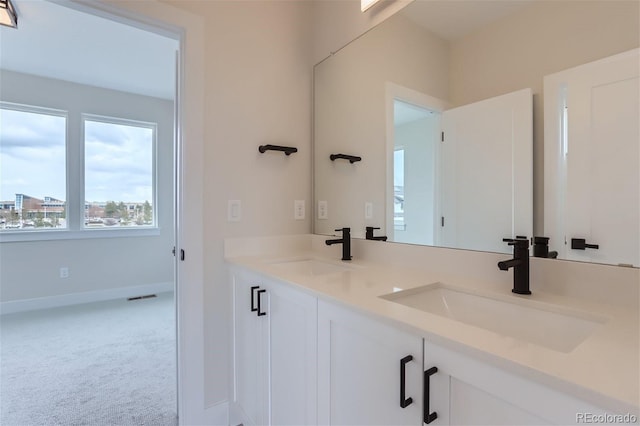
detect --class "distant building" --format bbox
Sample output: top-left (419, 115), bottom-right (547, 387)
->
top-left (10, 194), bottom-right (66, 220)
top-left (0, 194), bottom-right (152, 228)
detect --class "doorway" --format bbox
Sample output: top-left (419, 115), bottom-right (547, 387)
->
top-left (392, 99), bottom-right (441, 245)
top-left (0, 1), bottom-right (180, 423)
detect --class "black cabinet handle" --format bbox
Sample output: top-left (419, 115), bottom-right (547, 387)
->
top-left (250, 286), bottom-right (259, 312)
top-left (571, 238), bottom-right (599, 250)
top-left (424, 366), bottom-right (438, 424)
top-left (400, 355), bottom-right (413, 408)
top-left (257, 289), bottom-right (266, 316)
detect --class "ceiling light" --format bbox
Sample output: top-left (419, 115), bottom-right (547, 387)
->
top-left (361, 0), bottom-right (381, 12)
top-left (0, 0), bottom-right (18, 29)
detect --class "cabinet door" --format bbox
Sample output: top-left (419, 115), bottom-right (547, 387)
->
top-left (231, 268), bottom-right (318, 426)
top-left (265, 279), bottom-right (317, 425)
top-left (231, 269), bottom-right (267, 426)
top-left (318, 300), bottom-right (423, 425)
top-left (426, 341), bottom-right (556, 425)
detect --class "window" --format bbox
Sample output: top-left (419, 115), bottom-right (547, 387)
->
top-left (84, 116), bottom-right (156, 228)
top-left (393, 148), bottom-right (405, 231)
top-left (0, 103), bottom-right (67, 231)
top-left (0, 103), bottom-right (158, 239)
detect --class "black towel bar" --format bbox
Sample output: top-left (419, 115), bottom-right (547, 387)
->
top-left (330, 153), bottom-right (361, 163)
top-left (258, 144), bottom-right (298, 156)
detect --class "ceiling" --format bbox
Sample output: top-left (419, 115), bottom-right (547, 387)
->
top-left (401, 0), bottom-right (535, 41)
top-left (0, 0), bottom-right (178, 100)
top-left (0, 0), bottom-right (533, 101)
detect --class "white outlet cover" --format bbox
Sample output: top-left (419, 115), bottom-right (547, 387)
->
top-left (228, 200), bottom-right (241, 222)
top-left (318, 200), bottom-right (328, 220)
top-left (294, 200), bottom-right (305, 220)
top-left (365, 202), bottom-right (373, 219)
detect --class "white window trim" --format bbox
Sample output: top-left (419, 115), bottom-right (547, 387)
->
top-left (0, 227), bottom-right (161, 243)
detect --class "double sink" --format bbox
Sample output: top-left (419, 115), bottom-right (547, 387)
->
top-left (269, 258), bottom-right (606, 353)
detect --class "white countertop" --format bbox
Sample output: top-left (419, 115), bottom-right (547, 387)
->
top-left (225, 235), bottom-right (639, 416)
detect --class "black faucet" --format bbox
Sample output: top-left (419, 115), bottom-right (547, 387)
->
top-left (325, 227), bottom-right (352, 261)
top-left (365, 226), bottom-right (387, 241)
top-left (532, 236), bottom-right (558, 259)
top-left (498, 237), bottom-right (531, 295)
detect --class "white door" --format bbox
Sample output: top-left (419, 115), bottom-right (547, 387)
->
top-left (561, 50), bottom-right (639, 266)
top-left (317, 300), bottom-right (423, 425)
top-left (440, 89), bottom-right (533, 253)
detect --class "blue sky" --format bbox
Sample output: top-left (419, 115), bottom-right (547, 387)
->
top-left (0, 107), bottom-right (153, 203)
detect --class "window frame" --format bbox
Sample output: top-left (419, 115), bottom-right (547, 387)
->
top-left (81, 113), bottom-right (159, 232)
top-left (0, 103), bottom-right (160, 243)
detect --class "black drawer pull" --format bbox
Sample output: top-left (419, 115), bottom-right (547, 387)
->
top-left (424, 366), bottom-right (438, 424)
top-left (400, 355), bottom-right (413, 408)
top-left (250, 286), bottom-right (259, 312)
top-left (257, 289), bottom-right (266, 316)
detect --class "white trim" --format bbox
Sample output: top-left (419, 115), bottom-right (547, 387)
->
top-left (0, 282), bottom-right (173, 315)
top-left (0, 227), bottom-right (161, 242)
top-left (205, 401), bottom-right (230, 426)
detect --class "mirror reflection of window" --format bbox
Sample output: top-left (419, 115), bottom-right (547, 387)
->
top-left (393, 148), bottom-right (405, 232)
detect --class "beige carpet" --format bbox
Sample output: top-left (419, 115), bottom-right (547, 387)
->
top-left (1, 292), bottom-right (177, 426)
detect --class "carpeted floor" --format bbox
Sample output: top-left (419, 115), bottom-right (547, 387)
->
top-left (1, 292), bottom-right (177, 426)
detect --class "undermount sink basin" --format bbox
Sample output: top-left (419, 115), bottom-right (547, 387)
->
top-left (270, 258), bottom-right (353, 276)
top-left (380, 283), bottom-right (607, 353)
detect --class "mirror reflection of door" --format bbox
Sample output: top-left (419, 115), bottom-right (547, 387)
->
top-left (393, 100), bottom-right (440, 245)
top-left (388, 89), bottom-right (532, 251)
top-left (545, 49), bottom-right (639, 267)
top-left (439, 89), bottom-right (533, 254)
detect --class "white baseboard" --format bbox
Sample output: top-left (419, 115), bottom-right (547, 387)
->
top-left (0, 282), bottom-right (174, 315)
top-left (204, 401), bottom-right (229, 426)
top-left (227, 401), bottom-right (246, 426)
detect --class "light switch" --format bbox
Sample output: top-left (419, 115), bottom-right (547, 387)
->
top-left (228, 200), bottom-right (241, 222)
top-left (318, 200), bottom-right (328, 220)
top-left (294, 200), bottom-right (305, 220)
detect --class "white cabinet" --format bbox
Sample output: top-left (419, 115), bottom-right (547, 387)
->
top-left (317, 300), bottom-right (423, 425)
top-left (230, 267), bottom-right (317, 426)
top-left (424, 341), bottom-right (613, 426)
top-left (230, 265), bottom-right (620, 426)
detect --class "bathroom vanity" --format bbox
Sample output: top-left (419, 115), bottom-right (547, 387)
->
top-left (225, 235), bottom-right (639, 426)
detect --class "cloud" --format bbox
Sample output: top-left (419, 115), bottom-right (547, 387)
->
top-left (0, 108), bottom-right (66, 151)
top-left (1, 108), bottom-right (155, 202)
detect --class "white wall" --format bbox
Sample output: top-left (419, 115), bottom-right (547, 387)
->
top-left (161, 0), bottom-right (315, 408)
top-left (311, 0), bottom-right (412, 64)
top-left (0, 70), bottom-right (174, 303)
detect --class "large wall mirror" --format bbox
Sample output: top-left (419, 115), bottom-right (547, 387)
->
top-left (313, 0), bottom-right (639, 265)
